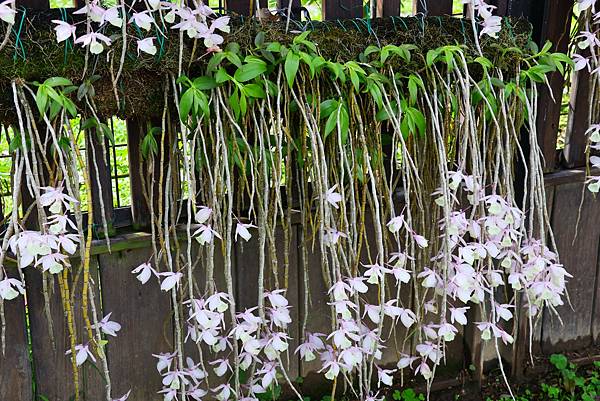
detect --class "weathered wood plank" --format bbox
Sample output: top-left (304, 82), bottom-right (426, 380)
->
top-left (541, 182), bottom-right (600, 352)
top-left (87, 130), bottom-right (115, 237)
top-left (98, 248), bottom-right (173, 401)
top-left (323, 0), bottom-right (363, 20)
top-left (0, 267), bottom-right (32, 401)
top-left (126, 119), bottom-right (151, 230)
top-left (564, 48), bottom-right (591, 168)
top-left (26, 261), bottom-right (104, 401)
top-left (416, 0), bottom-right (453, 15)
top-left (536, 0), bottom-right (573, 171)
top-left (377, 0), bottom-right (400, 17)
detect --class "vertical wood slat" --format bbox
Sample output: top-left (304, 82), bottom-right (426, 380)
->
top-left (323, 0), bottom-right (363, 20)
top-left (0, 267), bottom-right (33, 401)
top-left (127, 119), bottom-right (151, 230)
top-left (87, 130), bottom-right (115, 236)
top-left (26, 262), bottom-right (104, 401)
top-left (541, 181), bottom-right (600, 352)
top-left (506, 0), bottom-right (573, 171)
top-left (99, 248), bottom-right (173, 401)
top-left (416, 0), bottom-right (453, 15)
top-left (537, 0), bottom-right (573, 170)
top-left (564, 47), bottom-right (591, 168)
top-left (377, 0), bottom-right (400, 17)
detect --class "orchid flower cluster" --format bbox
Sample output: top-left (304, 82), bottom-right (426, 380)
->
top-left (51, 0), bottom-right (230, 55)
top-left (0, 186), bottom-right (80, 302)
top-left (463, 0), bottom-right (502, 38)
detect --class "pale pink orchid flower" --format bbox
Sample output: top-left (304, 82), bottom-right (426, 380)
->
top-left (0, 277), bottom-right (25, 300)
top-left (0, 0), bottom-right (15, 24)
top-left (101, 6), bottom-right (122, 27)
top-left (325, 185), bottom-right (342, 208)
top-left (65, 343), bottom-right (96, 366)
top-left (51, 20), bottom-right (77, 43)
top-left (131, 262), bottom-right (158, 284)
top-left (137, 37), bottom-right (157, 56)
top-left (74, 32), bottom-right (112, 54)
top-left (160, 271), bottom-right (183, 291)
top-left (92, 312), bottom-right (122, 336)
top-left (130, 11), bottom-right (154, 31)
top-left (235, 221), bottom-right (257, 242)
top-left (73, 1), bottom-right (105, 23)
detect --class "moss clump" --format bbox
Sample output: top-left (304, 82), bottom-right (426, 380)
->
top-left (0, 9), bottom-right (532, 123)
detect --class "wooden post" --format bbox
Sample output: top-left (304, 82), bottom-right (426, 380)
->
top-left (376, 0), bottom-right (400, 17)
top-left (416, 0), bottom-right (453, 15)
top-left (87, 130), bottom-right (115, 237)
top-left (323, 0), bottom-right (363, 20)
top-left (126, 119), bottom-right (151, 230)
top-left (504, 0), bottom-right (572, 171)
top-left (564, 24), bottom-right (591, 168)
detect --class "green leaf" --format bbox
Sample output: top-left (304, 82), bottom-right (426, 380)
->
top-left (207, 52), bottom-right (226, 72)
top-left (285, 51), bottom-right (300, 88)
top-left (44, 77), bottom-right (72, 87)
top-left (234, 60), bottom-right (267, 83)
top-left (36, 86), bottom-right (48, 114)
top-left (193, 76), bottom-right (217, 90)
top-left (141, 131), bottom-right (158, 159)
top-left (9, 132), bottom-right (22, 153)
top-left (550, 354), bottom-right (568, 371)
top-left (426, 49), bottom-right (439, 67)
top-left (324, 111), bottom-right (337, 138)
top-left (99, 122), bottom-right (114, 145)
top-left (320, 99), bottom-right (338, 119)
top-left (339, 105), bottom-right (349, 144)
top-left (179, 89), bottom-right (194, 121)
top-left (242, 83), bottom-right (266, 99)
top-left (215, 68), bottom-right (231, 84)
top-left (61, 97), bottom-right (77, 117)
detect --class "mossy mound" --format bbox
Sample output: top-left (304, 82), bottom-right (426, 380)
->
top-left (0, 9), bottom-right (532, 123)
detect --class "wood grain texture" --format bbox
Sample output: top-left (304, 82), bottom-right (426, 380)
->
top-left (98, 248), bottom-right (173, 401)
top-left (377, 0), bottom-right (400, 17)
top-left (323, 0), bottom-right (363, 20)
top-left (542, 182), bottom-right (600, 352)
top-left (26, 260), bottom-right (104, 401)
top-left (0, 267), bottom-right (32, 401)
top-left (126, 120), bottom-right (151, 230)
top-left (87, 131), bottom-right (115, 236)
top-left (536, 0), bottom-right (573, 171)
top-left (416, 0), bottom-right (453, 15)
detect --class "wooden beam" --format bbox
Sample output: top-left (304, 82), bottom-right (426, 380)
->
top-left (87, 130), bottom-right (115, 237)
top-left (416, 0), bottom-right (453, 15)
top-left (323, 0), bottom-right (363, 20)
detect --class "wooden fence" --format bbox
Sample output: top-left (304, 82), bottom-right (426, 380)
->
top-left (2, 0), bottom-right (600, 400)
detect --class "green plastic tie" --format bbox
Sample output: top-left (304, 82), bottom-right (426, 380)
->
top-left (13, 7), bottom-right (26, 62)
